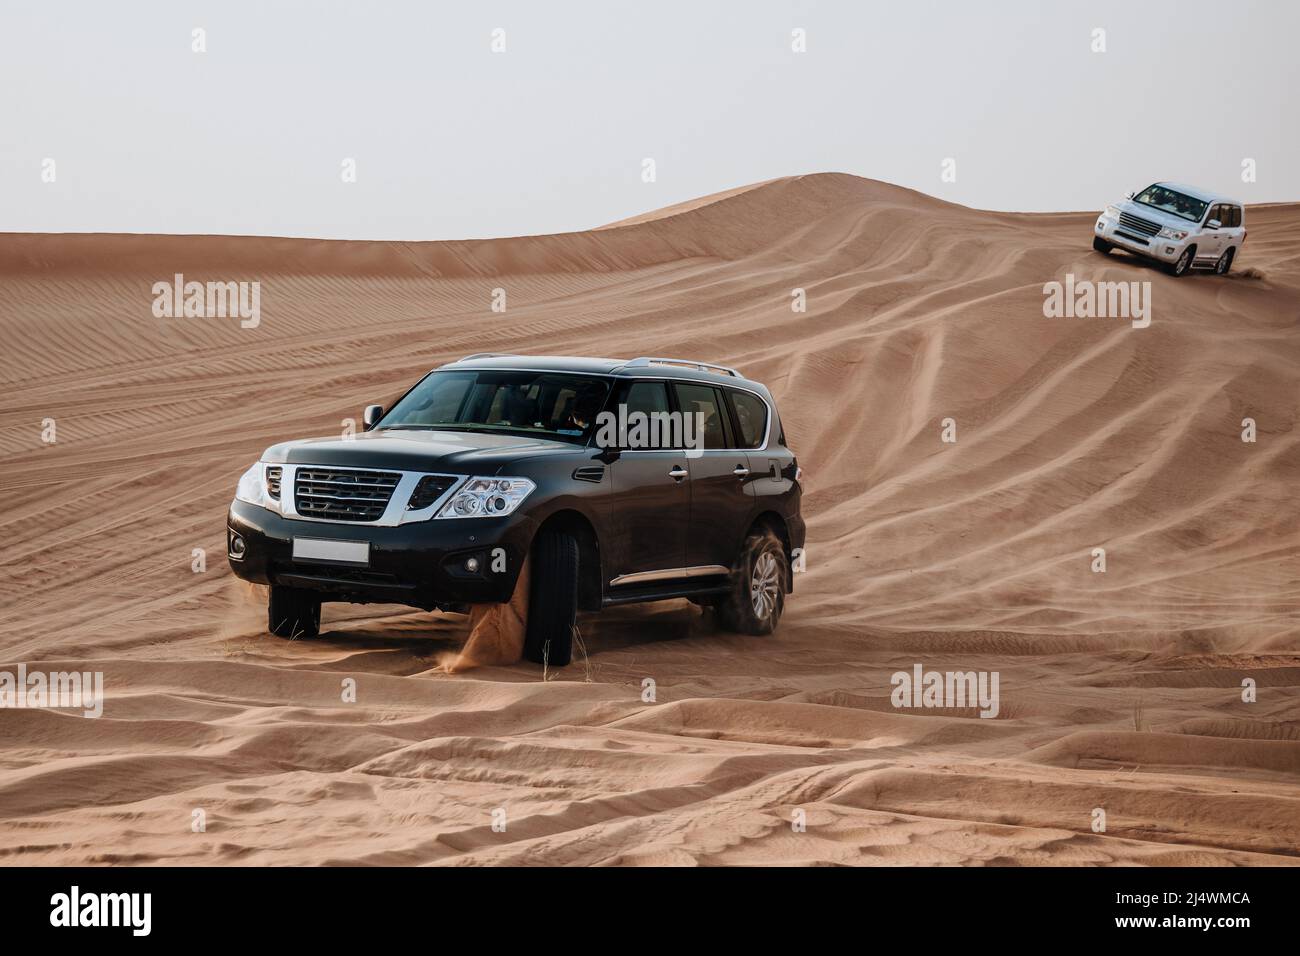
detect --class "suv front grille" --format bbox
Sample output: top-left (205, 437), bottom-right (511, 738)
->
top-left (294, 467), bottom-right (401, 521)
top-left (1117, 211), bottom-right (1161, 237)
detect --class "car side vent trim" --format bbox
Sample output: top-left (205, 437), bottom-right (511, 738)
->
top-left (572, 465), bottom-right (605, 483)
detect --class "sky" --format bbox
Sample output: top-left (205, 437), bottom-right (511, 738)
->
top-left (2, 0), bottom-right (1296, 240)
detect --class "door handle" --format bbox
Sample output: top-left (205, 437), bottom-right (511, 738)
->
top-left (668, 466), bottom-right (688, 480)
top-left (733, 465), bottom-right (749, 477)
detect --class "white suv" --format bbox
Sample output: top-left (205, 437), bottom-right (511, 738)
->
top-left (1093, 182), bottom-right (1246, 277)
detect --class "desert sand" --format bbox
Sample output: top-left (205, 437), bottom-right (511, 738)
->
top-left (0, 173), bottom-right (1297, 865)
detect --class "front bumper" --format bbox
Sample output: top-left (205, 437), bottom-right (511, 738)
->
top-left (1095, 215), bottom-right (1185, 263)
top-left (227, 498), bottom-right (533, 609)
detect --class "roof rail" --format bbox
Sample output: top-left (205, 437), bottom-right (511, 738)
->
top-left (458, 352), bottom-right (517, 362)
top-left (620, 356), bottom-right (741, 377)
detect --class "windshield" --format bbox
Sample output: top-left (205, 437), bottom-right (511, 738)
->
top-left (376, 370), bottom-right (612, 444)
top-left (1133, 184), bottom-right (1209, 223)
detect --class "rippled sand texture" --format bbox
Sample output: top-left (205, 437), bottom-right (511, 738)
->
top-left (1, 174), bottom-right (1297, 865)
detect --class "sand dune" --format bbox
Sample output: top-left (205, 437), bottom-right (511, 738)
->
top-left (1, 173), bottom-right (1298, 865)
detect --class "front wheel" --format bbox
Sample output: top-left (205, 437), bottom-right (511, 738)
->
top-left (268, 585), bottom-right (321, 638)
top-left (1214, 247), bottom-right (1235, 275)
top-left (1169, 245), bottom-right (1195, 277)
top-left (718, 531), bottom-right (787, 635)
top-left (1092, 236), bottom-right (1112, 254)
top-left (523, 530), bottom-right (578, 666)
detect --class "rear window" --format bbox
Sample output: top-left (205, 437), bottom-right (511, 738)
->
top-left (726, 389), bottom-right (769, 449)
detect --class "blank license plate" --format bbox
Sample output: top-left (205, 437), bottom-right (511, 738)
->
top-left (292, 537), bottom-right (370, 565)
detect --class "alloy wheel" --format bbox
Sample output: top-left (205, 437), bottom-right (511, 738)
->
top-left (750, 551), bottom-right (780, 619)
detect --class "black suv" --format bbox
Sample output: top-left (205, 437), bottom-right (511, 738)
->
top-left (227, 354), bottom-right (804, 666)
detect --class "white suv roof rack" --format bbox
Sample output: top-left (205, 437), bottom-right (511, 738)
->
top-left (621, 356), bottom-right (741, 377)
top-left (459, 352), bottom-right (517, 361)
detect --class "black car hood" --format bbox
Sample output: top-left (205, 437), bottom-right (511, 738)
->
top-left (262, 428), bottom-right (580, 473)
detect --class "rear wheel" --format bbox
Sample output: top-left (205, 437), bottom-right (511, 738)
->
top-left (1169, 245), bottom-right (1195, 277)
top-left (1092, 236), bottom-right (1112, 254)
top-left (268, 586), bottom-right (321, 638)
top-left (523, 530), bottom-right (578, 666)
top-left (718, 531), bottom-right (787, 635)
top-left (1215, 247), bottom-right (1235, 275)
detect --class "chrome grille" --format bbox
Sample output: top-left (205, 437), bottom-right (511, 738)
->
top-left (1118, 211), bottom-right (1161, 237)
top-left (294, 467), bottom-right (401, 522)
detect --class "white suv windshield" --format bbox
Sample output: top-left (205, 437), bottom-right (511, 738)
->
top-left (1133, 185), bottom-right (1209, 224)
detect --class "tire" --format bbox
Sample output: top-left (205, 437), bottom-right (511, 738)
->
top-left (268, 585), bottom-right (321, 638)
top-left (523, 530), bottom-right (578, 666)
top-left (1092, 236), bottom-right (1112, 254)
top-left (1169, 245), bottom-right (1195, 277)
top-left (718, 531), bottom-right (787, 636)
top-left (1215, 247), bottom-right (1235, 275)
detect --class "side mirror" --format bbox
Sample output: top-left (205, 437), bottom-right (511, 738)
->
top-left (1126, 192), bottom-right (1135, 200)
top-left (363, 404), bottom-right (384, 430)
top-left (1205, 219), bottom-right (1221, 230)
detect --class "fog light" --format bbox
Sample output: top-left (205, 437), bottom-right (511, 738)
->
top-left (464, 556), bottom-right (480, 573)
top-left (229, 533), bottom-right (246, 558)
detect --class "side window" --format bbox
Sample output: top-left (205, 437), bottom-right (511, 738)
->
top-left (672, 383), bottom-right (731, 451)
top-left (1210, 204), bottom-right (1227, 227)
top-left (726, 389), bottom-right (769, 450)
top-left (625, 381), bottom-right (670, 416)
top-left (615, 381), bottom-right (673, 449)
top-left (1229, 206), bottom-right (1242, 228)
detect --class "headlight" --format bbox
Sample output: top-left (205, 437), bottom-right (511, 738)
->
top-left (1158, 225), bottom-right (1190, 240)
top-left (1104, 205), bottom-right (1121, 219)
top-left (235, 462), bottom-right (270, 508)
top-left (435, 477), bottom-right (535, 519)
